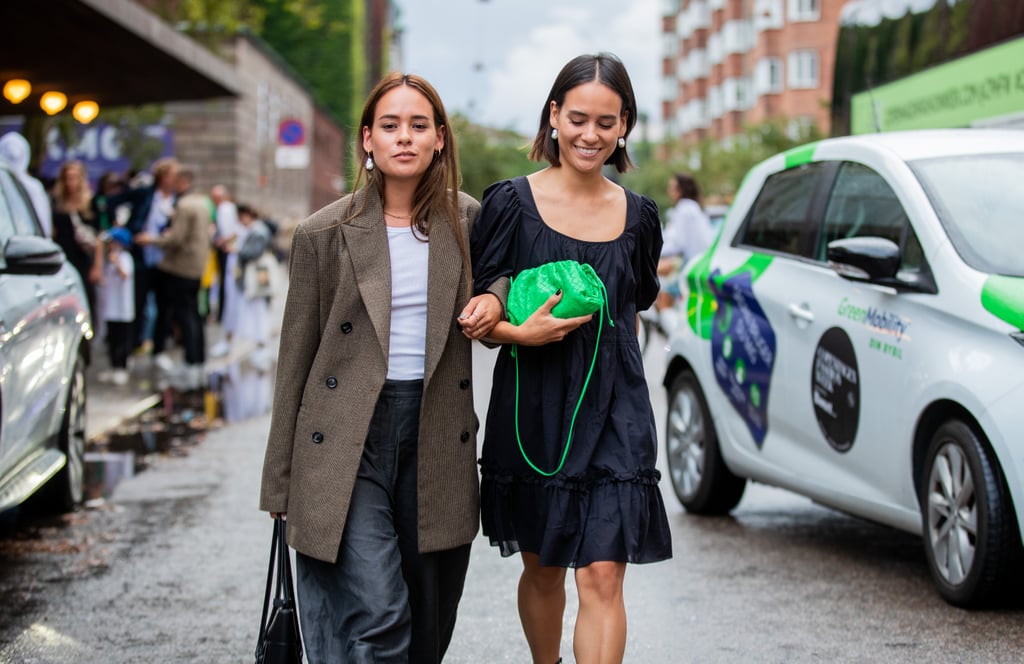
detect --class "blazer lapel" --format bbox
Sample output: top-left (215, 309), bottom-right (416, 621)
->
top-left (341, 190), bottom-right (391, 361)
top-left (424, 215), bottom-right (463, 387)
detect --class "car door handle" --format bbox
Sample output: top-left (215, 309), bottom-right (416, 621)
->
top-left (35, 285), bottom-right (47, 301)
top-left (788, 303), bottom-right (815, 323)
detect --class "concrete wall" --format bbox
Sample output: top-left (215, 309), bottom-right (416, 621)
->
top-left (167, 34), bottom-right (345, 226)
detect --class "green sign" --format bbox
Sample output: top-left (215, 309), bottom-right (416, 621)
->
top-left (851, 36), bottom-right (1024, 133)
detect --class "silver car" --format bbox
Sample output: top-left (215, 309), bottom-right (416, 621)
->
top-left (0, 162), bottom-right (92, 513)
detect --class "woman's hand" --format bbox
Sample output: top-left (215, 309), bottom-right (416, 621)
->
top-left (488, 291), bottom-right (592, 347)
top-left (458, 292), bottom-right (502, 340)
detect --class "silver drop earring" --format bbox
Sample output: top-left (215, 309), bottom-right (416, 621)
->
top-left (365, 154), bottom-right (374, 171)
top-left (617, 137), bottom-right (626, 149)
top-left (551, 128), bottom-right (558, 140)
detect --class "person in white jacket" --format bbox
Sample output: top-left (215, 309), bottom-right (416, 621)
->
top-left (654, 172), bottom-right (714, 330)
top-left (0, 131), bottom-right (52, 237)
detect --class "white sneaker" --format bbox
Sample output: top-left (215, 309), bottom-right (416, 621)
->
top-left (97, 369), bottom-right (114, 383)
top-left (111, 369), bottom-right (129, 386)
top-left (209, 340), bottom-right (230, 358)
top-left (154, 353), bottom-right (175, 372)
top-left (186, 364), bottom-right (207, 391)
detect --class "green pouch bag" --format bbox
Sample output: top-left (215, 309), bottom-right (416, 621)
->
top-left (507, 260), bottom-right (605, 324)
top-left (506, 260), bottom-right (613, 476)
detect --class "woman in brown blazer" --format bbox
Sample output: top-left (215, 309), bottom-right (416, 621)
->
top-left (259, 73), bottom-right (503, 663)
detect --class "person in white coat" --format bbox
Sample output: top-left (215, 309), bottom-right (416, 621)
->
top-left (0, 131), bottom-right (52, 237)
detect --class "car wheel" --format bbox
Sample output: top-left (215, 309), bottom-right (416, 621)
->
top-left (37, 353), bottom-right (87, 513)
top-left (921, 419), bottom-right (1018, 607)
top-left (666, 370), bottom-right (745, 514)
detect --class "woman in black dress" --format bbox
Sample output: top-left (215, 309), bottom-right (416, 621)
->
top-left (471, 53), bottom-right (673, 664)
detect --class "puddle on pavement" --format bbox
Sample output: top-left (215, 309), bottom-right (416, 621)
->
top-left (83, 387), bottom-right (216, 502)
top-left (83, 362), bottom-right (273, 502)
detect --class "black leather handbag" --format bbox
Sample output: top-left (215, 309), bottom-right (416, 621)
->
top-left (255, 516), bottom-right (303, 664)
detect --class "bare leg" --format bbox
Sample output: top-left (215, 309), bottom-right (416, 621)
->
top-left (573, 561), bottom-right (627, 664)
top-left (518, 552), bottom-right (567, 664)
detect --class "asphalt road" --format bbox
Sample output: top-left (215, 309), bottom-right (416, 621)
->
top-left (0, 336), bottom-right (1022, 663)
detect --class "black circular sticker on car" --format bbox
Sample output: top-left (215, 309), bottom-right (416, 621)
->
top-left (811, 327), bottom-right (859, 453)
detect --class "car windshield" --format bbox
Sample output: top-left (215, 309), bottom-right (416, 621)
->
top-left (910, 153), bottom-right (1024, 277)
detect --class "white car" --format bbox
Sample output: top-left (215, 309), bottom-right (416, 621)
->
top-left (0, 163), bottom-right (92, 514)
top-left (662, 129), bottom-right (1024, 607)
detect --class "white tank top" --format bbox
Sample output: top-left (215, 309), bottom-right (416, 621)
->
top-left (386, 225), bottom-right (429, 380)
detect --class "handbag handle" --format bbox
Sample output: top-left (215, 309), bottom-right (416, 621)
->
top-left (256, 516), bottom-right (299, 654)
top-left (256, 517), bottom-right (281, 650)
top-left (513, 279), bottom-right (613, 476)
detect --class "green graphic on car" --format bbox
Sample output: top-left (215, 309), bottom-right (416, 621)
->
top-left (981, 275), bottom-right (1024, 331)
top-left (689, 252), bottom-right (778, 447)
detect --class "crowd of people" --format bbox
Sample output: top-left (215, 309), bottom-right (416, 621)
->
top-left (0, 134), bottom-right (279, 398)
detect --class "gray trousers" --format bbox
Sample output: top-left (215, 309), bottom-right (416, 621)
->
top-left (295, 379), bottom-right (472, 663)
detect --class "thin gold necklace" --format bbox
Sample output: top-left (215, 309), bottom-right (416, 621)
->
top-left (384, 210), bottom-right (412, 220)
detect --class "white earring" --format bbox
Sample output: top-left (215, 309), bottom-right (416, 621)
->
top-left (551, 128), bottom-right (558, 140)
top-left (617, 137), bottom-right (626, 149)
top-left (365, 155), bottom-right (374, 171)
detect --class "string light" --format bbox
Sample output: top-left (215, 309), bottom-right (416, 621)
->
top-left (72, 101), bottom-right (99, 124)
top-left (3, 79), bottom-right (31, 104)
top-left (40, 91), bottom-right (67, 115)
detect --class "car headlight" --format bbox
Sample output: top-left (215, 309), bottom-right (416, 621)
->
top-left (1012, 331), bottom-right (1024, 348)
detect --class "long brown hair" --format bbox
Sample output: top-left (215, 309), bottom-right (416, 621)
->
top-left (53, 160), bottom-right (94, 216)
top-left (351, 73), bottom-right (471, 279)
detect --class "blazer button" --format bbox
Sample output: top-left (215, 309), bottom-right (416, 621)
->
top-left (460, 431), bottom-right (470, 443)
top-left (459, 379), bottom-right (471, 390)
top-left (312, 432), bottom-right (325, 444)
top-left (340, 322), bottom-right (353, 334)
top-left (326, 376), bottom-right (338, 389)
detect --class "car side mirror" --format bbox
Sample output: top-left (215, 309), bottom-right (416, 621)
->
top-left (827, 237), bottom-right (900, 282)
top-left (1, 235), bottom-right (66, 276)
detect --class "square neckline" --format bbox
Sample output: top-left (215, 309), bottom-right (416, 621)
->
top-left (515, 175), bottom-right (633, 246)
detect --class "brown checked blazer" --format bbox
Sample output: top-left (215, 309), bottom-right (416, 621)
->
top-left (259, 186), bottom-right (507, 563)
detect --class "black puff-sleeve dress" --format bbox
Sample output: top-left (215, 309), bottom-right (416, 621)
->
top-left (472, 176), bottom-right (673, 568)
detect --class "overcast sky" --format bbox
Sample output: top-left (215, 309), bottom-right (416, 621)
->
top-left (395, 0), bottom-right (662, 137)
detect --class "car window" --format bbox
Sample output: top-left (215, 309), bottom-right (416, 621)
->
top-left (738, 162), bottom-right (824, 256)
top-left (0, 170), bottom-right (40, 236)
top-left (819, 162), bottom-right (926, 274)
top-left (910, 153), bottom-right (1024, 278)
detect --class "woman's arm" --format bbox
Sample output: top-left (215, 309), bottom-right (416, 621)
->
top-left (478, 291), bottom-right (591, 346)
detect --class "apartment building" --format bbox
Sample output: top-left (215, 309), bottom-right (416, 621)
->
top-left (662, 0), bottom-right (845, 145)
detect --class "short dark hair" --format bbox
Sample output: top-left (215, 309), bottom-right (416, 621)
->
top-left (528, 52), bottom-right (638, 173)
top-left (672, 172), bottom-right (702, 205)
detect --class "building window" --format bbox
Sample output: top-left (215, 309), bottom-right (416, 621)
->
top-left (722, 19), bottom-right (753, 55)
top-left (662, 33), bottom-right (679, 60)
top-left (708, 84), bottom-right (723, 119)
top-left (787, 50), bottom-right (819, 89)
top-left (788, 0), bottom-right (819, 22)
top-left (708, 32), bottom-right (723, 65)
top-left (753, 0), bottom-right (784, 31)
top-left (755, 57), bottom-right (783, 94)
top-left (688, 47), bottom-right (708, 78)
top-left (691, 0), bottom-right (711, 29)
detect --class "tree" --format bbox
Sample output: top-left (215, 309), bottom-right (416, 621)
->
top-left (452, 115), bottom-right (535, 201)
top-left (622, 119), bottom-right (825, 218)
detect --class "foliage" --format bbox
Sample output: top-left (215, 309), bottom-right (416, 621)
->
top-left (622, 119), bottom-right (825, 219)
top-left (452, 115), bottom-right (535, 201)
top-left (251, 0), bottom-right (358, 129)
top-left (100, 106), bottom-right (172, 172)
